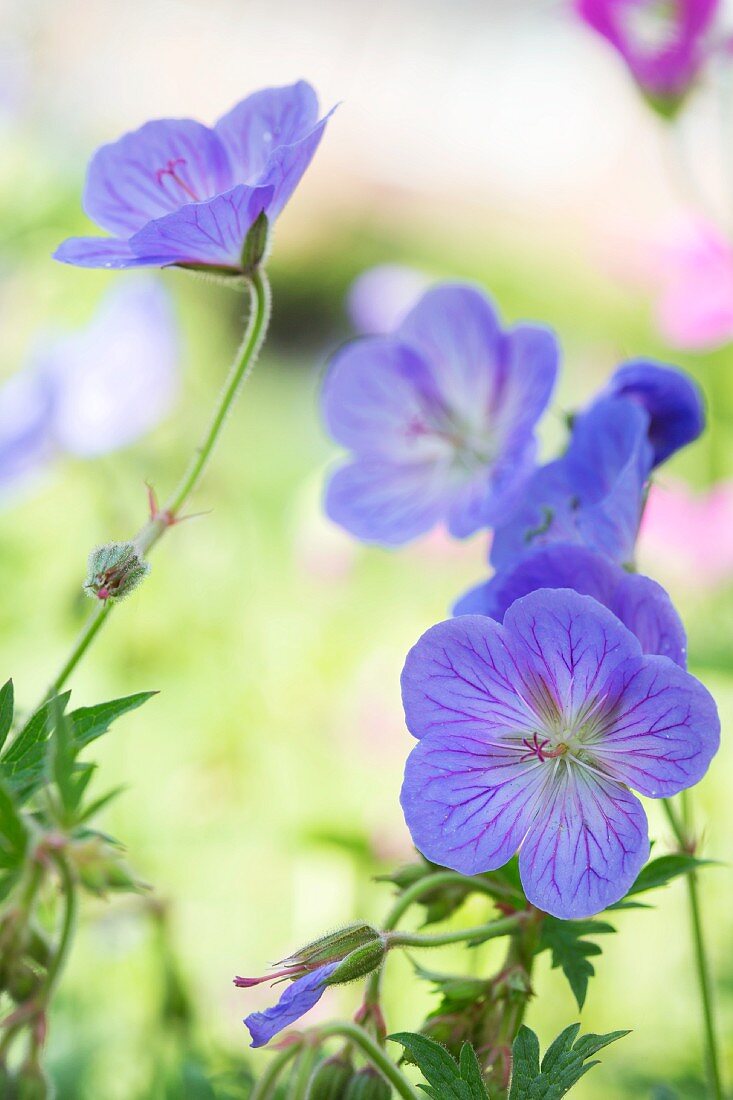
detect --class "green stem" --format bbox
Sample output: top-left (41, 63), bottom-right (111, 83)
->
top-left (662, 796), bottom-right (724, 1100)
top-left (43, 269), bottom-right (272, 699)
top-left (291, 1044), bottom-right (318, 1100)
top-left (250, 1043), bottom-right (300, 1100)
top-left (388, 914), bottom-right (522, 950)
top-left (41, 853), bottom-right (78, 1004)
top-left (316, 1022), bottom-right (422, 1100)
top-left (383, 871), bottom-right (518, 934)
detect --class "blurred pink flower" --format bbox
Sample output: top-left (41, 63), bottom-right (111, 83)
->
top-left (638, 479), bottom-right (733, 588)
top-left (653, 219), bottom-right (733, 350)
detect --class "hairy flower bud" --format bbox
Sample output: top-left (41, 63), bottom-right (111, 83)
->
top-left (84, 541), bottom-right (150, 602)
top-left (322, 938), bottom-right (387, 986)
top-left (343, 1067), bottom-right (391, 1100)
top-left (307, 1054), bottom-right (353, 1099)
top-left (286, 923), bottom-right (382, 969)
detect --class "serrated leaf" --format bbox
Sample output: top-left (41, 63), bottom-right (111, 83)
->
top-left (509, 1024), bottom-right (628, 1099)
top-left (389, 1033), bottom-right (473, 1100)
top-left (69, 692), bottom-right (157, 749)
top-left (0, 680), bottom-right (14, 751)
top-left (0, 777), bottom-right (27, 869)
top-left (620, 854), bottom-right (711, 900)
top-left (1, 692), bottom-right (72, 799)
top-left (538, 917), bottom-right (615, 1009)
top-left (459, 1043), bottom-right (491, 1098)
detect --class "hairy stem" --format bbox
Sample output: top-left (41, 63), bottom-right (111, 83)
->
top-left (387, 914), bottom-right (522, 950)
top-left (250, 1043), bottom-right (300, 1100)
top-left (43, 268), bottom-right (272, 699)
top-left (662, 796), bottom-right (724, 1100)
top-left (291, 1044), bottom-right (318, 1100)
top-left (316, 1022), bottom-right (422, 1099)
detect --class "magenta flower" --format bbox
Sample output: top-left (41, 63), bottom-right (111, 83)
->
top-left (323, 284), bottom-right (559, 545)
top-left (401, 589), bottom-right (719, 918)
top-left (576, 0), bottom-right (720, 113)
top-left (54, 81), bottom-right (331, 273)
top-left (654, 219), bottom-right (733, 350)
top-left (639, 479), bottom-right (733, 590)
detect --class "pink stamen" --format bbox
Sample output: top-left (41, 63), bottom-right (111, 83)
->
top-left (519, 732), bottom-right (568, 763)
top-left (233, 965), bottom-right (302, 989)
top-left (155, 158), bottom-right (200, 202)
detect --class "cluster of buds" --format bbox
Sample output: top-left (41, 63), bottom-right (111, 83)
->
top-left (67, 835), bottom-right (145, 898)
top-left (84, 541), bottom-right (150, 602)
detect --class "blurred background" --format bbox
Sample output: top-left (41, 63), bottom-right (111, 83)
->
top-left (1, 0), bottom-right (733, 1096)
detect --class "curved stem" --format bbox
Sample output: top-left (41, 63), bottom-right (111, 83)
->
top-left (250, 1043), bottom-right (300, 1100)
top-left (388, 914), bottom-right (522, 950)
top-left (43, 269), bottom-right (272, 699)
top-left (291, 1044), bottom-right (318, 1100)
top-left (663, 796), bottom-right (724, 1100)
top-left (383, 871), bottom-right (518, 934)
top-left (316, 1022), bottom-right (422, 1100)
top-left (42, 853), bottom-right (78, 1004)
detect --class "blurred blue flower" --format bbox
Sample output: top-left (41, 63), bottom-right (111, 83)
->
top-left (575, 0), bottom-right (719, 113)
top-left (0, 279), bottom-right (178, 497)
top-left (239, 962), bottom-right (338, 1048)
top-left (455, 542), bottom-right (687, 667)
top-left (54, 81), bottom-right (331, 273)
top-left (491, 396), bottom-right (652, 569)
top-left (600, 359), bottom-right (705, 467)
top-left (401, 589), bottom-right (719, 918)
top-left (323, 284), bottom-right (559, 546)
top-left (347, 263), bottom-right (430, 335)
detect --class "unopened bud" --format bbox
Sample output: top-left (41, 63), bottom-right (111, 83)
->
top-left (287, 924), bottom-right (382, 970)
top-left (84, 541), bottom-right (150, 602)
top-left (71, 835), bottom-right (146, 897)
top-left (307, 1054), bottom-right (353, 1099)
top-left (7, 959), bottom-right (43, 1003)
top-left (323, 938), bottom-right (387, 987)
top-left (343, 1067), bottom-right (391, 1100)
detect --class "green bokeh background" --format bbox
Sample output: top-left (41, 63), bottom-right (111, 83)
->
top-left (1, 3), bottom-right (732, 1095)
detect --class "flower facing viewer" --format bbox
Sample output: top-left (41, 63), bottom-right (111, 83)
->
top-left (322, 284), bottom-right (559, 545)
top-left (401, 589), bottom-right (718, 918)
top-left (55, 81), bottom-right (331, 273)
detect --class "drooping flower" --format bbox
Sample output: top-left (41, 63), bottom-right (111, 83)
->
top-left (240, 962), bottom-right (338, 1048)
top-left (400, 589), bottom-right (719, 919)
top-left (490, 396), bottom-right (652, 570)
top-left (575, 0), bottom-right (720, 114)
top-left (54, 81), bottom-right (331, 273)
top-left (0, 279), bottom-right (178, 499)
top-left (347, 263), bottom-right (430, 335)
top-left (322, 284), bottom-right (559, 546)
top-left (455, 543), bottom-right (687, 667)
top-left (598, 360), bottom-right (704, 467)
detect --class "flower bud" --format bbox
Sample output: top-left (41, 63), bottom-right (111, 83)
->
top-left (343, 1067), bottom-right (391, 1100)
top-left (84, 541), bottom-right (150, 602)
top-left (70, 835), bottom-right (146, 897)
top-left (286, 923), bottom-right (382, 969)
top-left (322, 938), bottom-right (387, 987)
top-left (307, 1054), bottom-right (353, 1099)
top-left (6, 959), bottom-right (43, 1003)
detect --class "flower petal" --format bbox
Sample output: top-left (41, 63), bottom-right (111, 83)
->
top-left (401, 615), bottom-right (537, 740)
top-left (215, 81), bottom-right (320, 182)
top-left (503, 588), bottom-right (642, 725)
top-left (401, 732), bottom-right (550, 875)
top-left (84, 119), bottom-right (233, 236)
top-left (129, 184), bottom-right (273, 269)
top-left (324, 457), bottom-right (452, 546)
top-left (491, 324), bottom-right (559, 450)
top-left (53, 236), bottom-right (154, 269)
top-left (612, 572), bottom-right (687, 667)
top-left (592, 655), bottom-right (720, 797)
top-left (244, 962), bottom-right (337, 1048)
top-left (604, 360), bottom-right (705, 467)
top-left (519, 766), bottom-right (649, 918)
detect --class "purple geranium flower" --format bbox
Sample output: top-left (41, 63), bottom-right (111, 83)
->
top-left (575, 0), bottom-right (720, 112)
top-left (0, 279), bottom-right (178, 500)
top-left (599, 360), bottom-right (705, 467)
top-left (491, 396), bottom-right (652, 570)
top-left (455, 543), bottom-right (687, 667)
top-left (54, 81), bottom-right (331, 273)
top-left (400, 589), bottom-right (719, 918)
top-left (238, 961), bottom-right (338, 1048)
top-left (322, 284), bottom-right (559, 545)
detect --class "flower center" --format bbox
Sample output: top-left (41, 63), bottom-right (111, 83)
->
top-left (519, 732), bottom-right (569, 764)
top-left (621, 0), bottom-right (679, 56)
top-left (154, 158), bottom-right (200, 202)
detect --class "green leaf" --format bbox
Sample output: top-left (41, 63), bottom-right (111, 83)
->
top-left (0, 680), bottom-right (14, 752)
top-left (619, 854), bottom-right (711, 901)
top-left (390, 1033), bottom-right (489, 1099)
top-left (1, 692), bottom-right (72, 798)
top-left (0, 777), bottom-right (27, 870)
top-left (538, 917), bottom-right (615, 1010)
top-left (509, 1024), bottom-right (628, 1099)
top-left (68, 692), bottom-right (157, 749)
